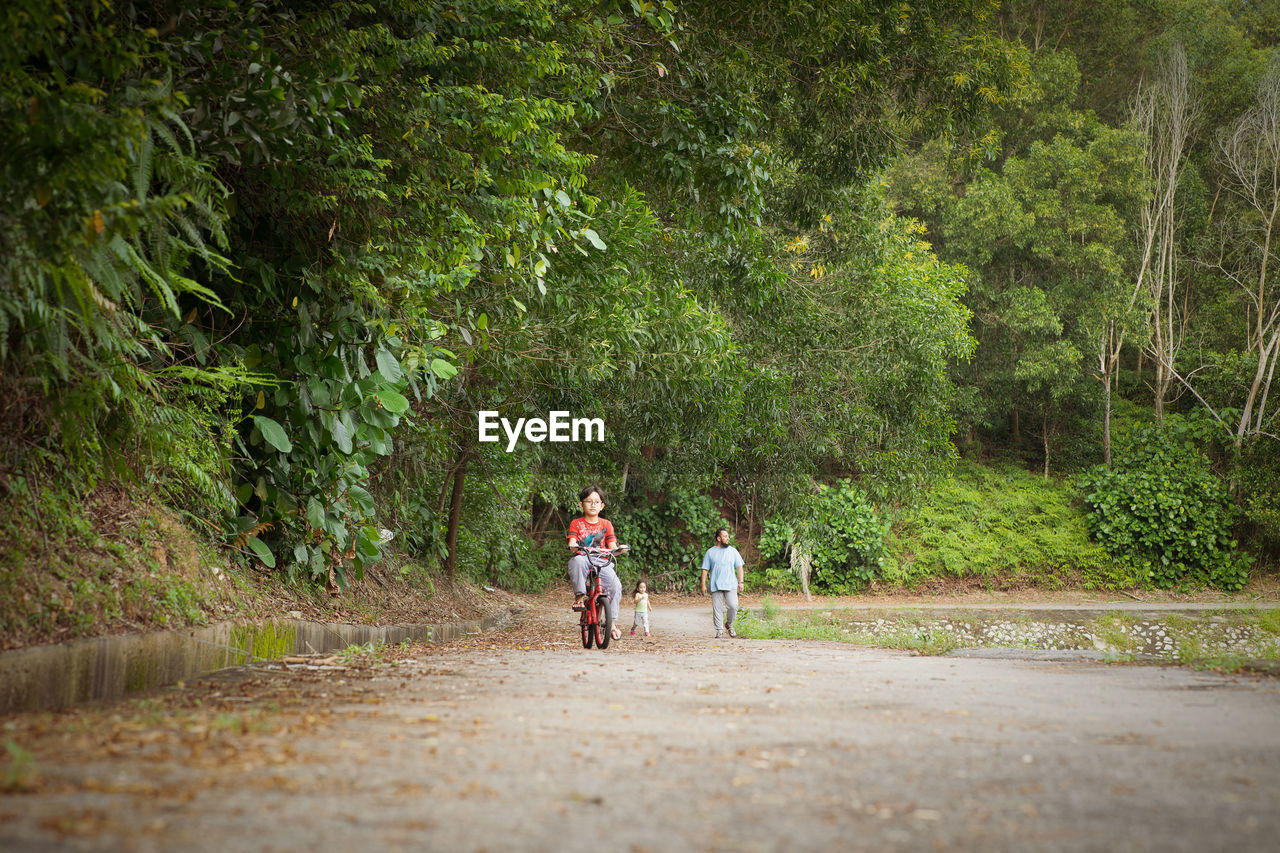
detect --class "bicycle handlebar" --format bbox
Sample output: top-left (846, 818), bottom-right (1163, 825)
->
top-left (569, 544), bottom-right (630, 555)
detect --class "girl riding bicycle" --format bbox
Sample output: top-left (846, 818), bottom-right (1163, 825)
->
top-left (567, 484), bottom-right (623, 641)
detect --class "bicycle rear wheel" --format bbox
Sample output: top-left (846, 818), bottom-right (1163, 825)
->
top-left (594, 597), bottom-right (612, 649)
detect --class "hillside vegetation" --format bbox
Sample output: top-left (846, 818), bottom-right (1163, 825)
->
top-left (3, 1), bottom-right (1279, 643)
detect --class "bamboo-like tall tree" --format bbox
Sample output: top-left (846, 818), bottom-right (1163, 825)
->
top-left (1131, 44), bottom-right (1197, 423)
top-left (1217, 58), bottom-right (1280, 447)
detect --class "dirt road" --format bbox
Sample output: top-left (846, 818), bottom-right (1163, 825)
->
top-left (3, 603), bottom-right (1278, 851)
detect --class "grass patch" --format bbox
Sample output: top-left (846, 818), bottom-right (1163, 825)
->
top-left (735, 609), bottom-right (846, 642)
top-left (0, 476), bottom-right (483, 653)
top-left (2, 739), bottom-right (37, 792)
top-left (338, 641), bottom-right (397, 665)
top-left (0, 480), bottom-right (238, 649)
top-left (734, 608), bottom-right (960, 655)
top-left (758, 595), bottom-right (781, 622)
top-left (1256, 608), bottom-right (1280, 636)
top-left (1184, 654), bottom-right (1251, 673)
top-left (1090, 613), bottom-right (1143, 654)
top-left (881, 459), bottom-right (1132, 590)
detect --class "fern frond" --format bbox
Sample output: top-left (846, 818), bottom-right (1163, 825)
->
top-left (150, 120), bottom-right (184, 156)
top-left (173, 212), bottom-right (210, 262)
top-left (133, 132), bottom-right (154, 203)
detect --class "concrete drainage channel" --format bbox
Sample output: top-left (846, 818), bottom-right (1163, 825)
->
top-left (818, 608), bottom-right (1280, 663)
top-left (0, 607), bottom-right (520, 715)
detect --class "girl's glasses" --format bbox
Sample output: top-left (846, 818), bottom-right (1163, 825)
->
top-left (582, 499), bottom-right (603, 506)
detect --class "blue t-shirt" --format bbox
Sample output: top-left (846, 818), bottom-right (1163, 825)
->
top-left (701, 545), bottom-right (744, 592)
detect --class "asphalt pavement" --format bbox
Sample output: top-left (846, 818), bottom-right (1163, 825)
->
top-left (2, 602), bottom-right (1277, 852)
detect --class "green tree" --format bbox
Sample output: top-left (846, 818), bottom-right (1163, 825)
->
top-left (890, 49), bottom-right (1145, 472)
top-left (7, 0), bottom-right (1030, 597)
top-left (2, 0), bottom-right (237, 511)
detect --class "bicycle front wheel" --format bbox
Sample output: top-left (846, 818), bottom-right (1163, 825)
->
top-left (581, 609), bottom-right (594, 649)
top-left (594, 597), bottom-right (612, 649)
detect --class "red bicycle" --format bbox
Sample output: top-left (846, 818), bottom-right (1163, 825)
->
top-left (577, 545), bottom-right (628, 650)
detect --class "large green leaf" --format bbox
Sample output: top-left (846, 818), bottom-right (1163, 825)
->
top-left (306, 497), bottom-right (326, 530)
top-left (253, 416), bottom-right (292, 453)
top-left (348, 484), bottom-right (375, 516)
top-left (247, 536), bottom-right (276, 568)
top-left (376, 388), bottom-right (410, 414)
top-left (331, 418), bottom-right (353, 454)
top-left (430, 358), bottom-right (458, 380)
top-left (375, 349), bottom-right (403, 382)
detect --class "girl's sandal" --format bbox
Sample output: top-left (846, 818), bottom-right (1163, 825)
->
top-left (611, 627), bottom-right (622, 641)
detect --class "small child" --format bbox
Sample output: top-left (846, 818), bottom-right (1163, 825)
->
top-left (631, 580), bottom-right (652, 637)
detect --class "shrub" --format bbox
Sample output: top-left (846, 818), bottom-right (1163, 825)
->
top-left (759, 480), bottom-right (886, 593)
top-left (745, 564), bottom-right (800, 594)
top-left (489, 539), bottom-right (565, 594)
top-left (1237, 439), bottom-right (1280, 560)
top-left (1079, 424), bottom-right (1247, 590)
top-left (883, 459), bottom-right (1121, 588)
top-left (612, 492), bottom-right (729, 592)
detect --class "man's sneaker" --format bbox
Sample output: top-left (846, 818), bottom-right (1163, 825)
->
top-left (714, 631), bottom-right (724, 639)
top-left (726, 625), bottom-right (737, 638)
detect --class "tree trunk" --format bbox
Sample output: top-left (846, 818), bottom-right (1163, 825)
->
top-left (443, 449), bottom-right (470, 583)
top-left (1238, 332), bottom-right (1280, 448)
top-left (1154, 358), bottom-right (1167, 420)
top-left (1103, 372), bottom-right (1113, 467)
top-left (1098, 324), bottom-right (1122, 469)
top-left (1254, 332), bottom-right (1279, 432)
top-left (1012, 407), bottom-right (1021, 444)
top-left (436, 469), bottom-right (452, 516)
top-left (532, 501), bottom-right (556, 546)
top-left (1134, 46), bottom-right (1193, 424)
top-left (1042, 412), bottom-right (1051, 479)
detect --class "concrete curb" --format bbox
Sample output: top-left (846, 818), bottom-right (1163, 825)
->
top-left (0, 606), bottom-right (521, 715)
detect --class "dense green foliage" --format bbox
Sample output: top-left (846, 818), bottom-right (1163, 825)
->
top-left (0, 479), bottom-right (236, 648)
top-left (4, 0), bottom-right (1019, 594)
top-left (1080, 424), bottom-right (1247, 590)
top-left (759, 480), bottom-right (887, 593)
top-left (888, 49), bottom-right (1147, 469)
top-left (883, 459), bottom-right (1130, 589)
top-left (5, 0), bottom-right (1278, 611)
top-left (612, 492), bottom-right (728, 592)
top-left (2, 1), bottom-right (238, 514)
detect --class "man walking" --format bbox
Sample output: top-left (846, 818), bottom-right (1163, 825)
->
top-left (700, 527), bottom-right (745, 638)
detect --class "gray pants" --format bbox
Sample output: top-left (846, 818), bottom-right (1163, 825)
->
top-left (711, 588), bottom-right (738, 632)
top-left (568, 554), bottom-right (622, 621)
